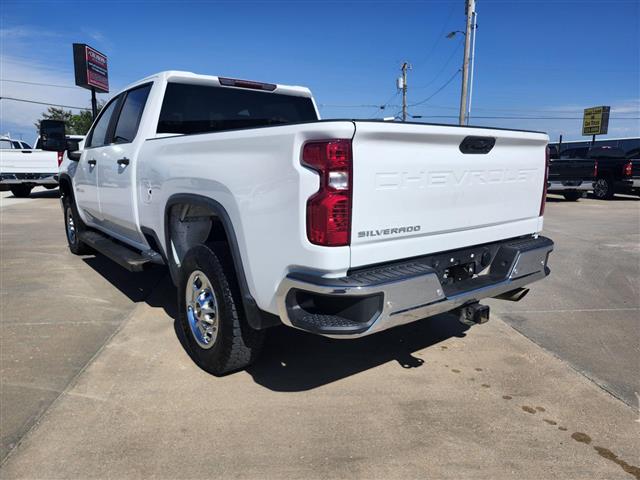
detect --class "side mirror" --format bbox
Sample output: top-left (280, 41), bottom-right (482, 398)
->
top-left (67, 150), bottom-right (82, 161)
top-left (39, 120), bottom-right (67, 151)
top-left (66, 139), bottom-right (81, 162)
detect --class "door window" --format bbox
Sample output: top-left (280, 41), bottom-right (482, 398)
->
top-left (113, 84), bottom-right (152, 144)
top-left (86, 99), bottom-right (120, 148)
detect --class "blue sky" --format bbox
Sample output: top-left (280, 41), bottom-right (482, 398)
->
top-left (1, 0), bottom-right (638, 143)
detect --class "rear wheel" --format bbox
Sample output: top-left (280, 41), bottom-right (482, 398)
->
top-left (563, 191), bottom-right (582, 201)
top-left (62, 195), bottom-right (91, 255)
top-left (593, 177), bottom-right (615, 200)
top-left (10, 185), bottom-right (32, 197)
top-left (178, 244), bottom-right (264, 375)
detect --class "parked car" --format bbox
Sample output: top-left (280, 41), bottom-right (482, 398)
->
top-left (560, 146), bottom-right (632, 199)
top-left (546, 145), bottom-right (596, 201)
top-left (43, 71), bottom-right (554, 375)
top-left (0, 137), bottom-right (32, 150)
top-left (0, 133), bottom-right (84, 197)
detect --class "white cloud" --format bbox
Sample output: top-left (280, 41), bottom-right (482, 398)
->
top-left (0, 23), bottom-right (116, 140)
top-left (0, 55), bottom-right (112, 140)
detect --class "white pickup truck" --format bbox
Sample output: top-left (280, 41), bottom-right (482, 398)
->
top-left (0, 134), bottom-right (84, 197)
top-left (41, 71), bottom-right (554, 375)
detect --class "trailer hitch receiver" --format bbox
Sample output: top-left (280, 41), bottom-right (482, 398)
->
top-left (457, 302), bottom-right (490, 326)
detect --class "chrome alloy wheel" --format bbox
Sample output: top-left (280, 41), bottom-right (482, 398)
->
top-left (185, 270), bottom-right (219, 349)
top-left (65, 207), bottom-right (77, 245)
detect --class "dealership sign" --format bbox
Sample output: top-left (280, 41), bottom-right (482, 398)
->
top-left (73, 43), bottom-right (109, 93)
top-left (582, 106), bottom-right (610, 136)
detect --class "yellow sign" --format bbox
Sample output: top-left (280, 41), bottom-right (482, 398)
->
top-left (582, 106), bottom-right (610, 136)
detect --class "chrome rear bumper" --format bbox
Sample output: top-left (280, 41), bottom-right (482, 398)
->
top-left (276, 236), bottom-right (553, 338)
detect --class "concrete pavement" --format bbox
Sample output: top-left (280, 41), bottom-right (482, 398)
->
top-left (0, 189), bottom-right (163, 460)
top-left (1, 191), bottom-right (639, 479)
top-left (1, 276), bottom-right (639, 479)
top-left (489, 194), bottom-right (640, 407)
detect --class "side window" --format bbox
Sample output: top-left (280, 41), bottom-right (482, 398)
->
top-left (86, 98), bottom-right (120, 148)
top-left (113, 84), bottom-right (152, 144)
top-left (0, 139), bottom-right (13, 149)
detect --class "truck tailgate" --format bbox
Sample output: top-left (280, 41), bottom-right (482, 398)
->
top-left (0, 150), bottom-right (57, 174)
top-left (350, 121), bottom-right (548, 267)
top-left (0, 150), bottom-right (58, 174)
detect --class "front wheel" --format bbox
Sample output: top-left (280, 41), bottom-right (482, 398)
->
top-left (177, 244), bottom-right (264, 375)
top-left (563, 191), bottom-right (582, 201)
top-left (10, 185), bottom-right (32, 197)
top-left (593, 177), bottom-right (615, 200)
top-left (62, 196), bottom-right (91, 255)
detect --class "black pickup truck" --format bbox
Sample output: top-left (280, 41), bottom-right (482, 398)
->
top-left (623, 148), bottom-right (640, 196)
top-left (556, 146), bottom-right (634, 199)
top-left (547, 145), bottom-right (596, 201)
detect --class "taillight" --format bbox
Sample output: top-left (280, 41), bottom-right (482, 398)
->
top-left (57, 151), bottom-right (64, 167)
top-left (540, 146), bottom-right (550, 216)
top-left (593, 160), bottom-right (598, 178)
top-left (623, 161), bottom-right (632, 177)
top-left (302, 139), bottom-right (352, 246)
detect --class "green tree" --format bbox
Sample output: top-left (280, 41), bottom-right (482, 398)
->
top-left (34, 102), bottom-right (104, 136)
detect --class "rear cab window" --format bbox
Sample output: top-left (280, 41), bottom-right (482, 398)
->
top-left (157, 82), bottom-right (318, 135)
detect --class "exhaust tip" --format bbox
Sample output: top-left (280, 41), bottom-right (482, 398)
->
top-left (494, 287), bottom-right (530, 302)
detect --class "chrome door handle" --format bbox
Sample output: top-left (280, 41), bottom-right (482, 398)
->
top-left (88, 159), bottom-right (97, 166)
top-left (117, 157), bottom-right (130, 166)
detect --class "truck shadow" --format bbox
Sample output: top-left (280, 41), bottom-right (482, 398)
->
top-left (82, 257), bottom-right (469, 392)
top-left (246, 315), bottom-right (469, 391)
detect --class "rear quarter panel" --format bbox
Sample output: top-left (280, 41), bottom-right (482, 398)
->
top-left (137, 121), bottom-right (355, 314)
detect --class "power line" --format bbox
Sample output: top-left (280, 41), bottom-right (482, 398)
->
top-left (319, 104), bottom-right (383, 108)
top-left (414, 2), bottom-right (457, 67)
top-left (413, 39), bottom-right (464, 89)
top-left (409, 69), bottom-right (461, 107)
top-left (0, 78), bottom-right (78, 89)
top-left (410, 114), bottom-right (640, 120)
top-left (0, 96), bottom-right (91, 110)
top-left (425, 103), bottom-right (640, 115)
top-left (369, 91), bottom-right (400, 118)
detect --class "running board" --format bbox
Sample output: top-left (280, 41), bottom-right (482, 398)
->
top-left (79, 230), bottom-right (155, 272)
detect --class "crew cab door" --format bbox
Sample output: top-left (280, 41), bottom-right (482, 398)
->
top-left (95, 83), bottom-right (152, 244)
top-left (75, 97), bottom-right (121, 223)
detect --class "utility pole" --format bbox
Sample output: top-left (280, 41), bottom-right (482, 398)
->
top-left (400, 62), bottom-right (411, 122)
top-left (459, 0), bottom-right (475, 125)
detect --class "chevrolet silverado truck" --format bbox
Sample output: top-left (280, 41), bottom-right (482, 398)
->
top-left (41, 71), bottom-right (554, 375)
top-left (546, 145), bottom-right (596, 201)
top-left (0, 133), bottom-right (84, 197)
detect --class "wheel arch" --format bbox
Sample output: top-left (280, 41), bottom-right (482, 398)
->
top-left (58, 173), bottom-right (73, 199)
top-left (163, 193), bottom-right (279, 330)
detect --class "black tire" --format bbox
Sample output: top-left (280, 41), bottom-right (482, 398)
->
top-left (62, 195), bottom-right (92, 255)
top-left (563, 191), bottom-right (582, 201)
top-left (593, 177), bottom-right (615, 200)
top-left (177, 243), bottom-right (264, 375)
top-left (10, 185), bottom-right (32, 197)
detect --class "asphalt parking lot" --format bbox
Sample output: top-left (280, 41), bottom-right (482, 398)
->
top-left (1, 189), bottom-right (639, 479)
